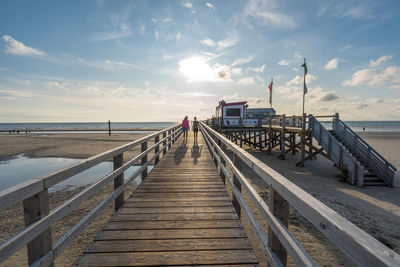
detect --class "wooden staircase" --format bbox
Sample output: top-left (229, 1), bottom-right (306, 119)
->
top-left (311, 116), bottom-right (396, 187)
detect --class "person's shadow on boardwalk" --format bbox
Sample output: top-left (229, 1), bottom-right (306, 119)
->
top-left (191, 142), bottom-right (202, 165)
top-left (174, 140), bottom-right (188, 165)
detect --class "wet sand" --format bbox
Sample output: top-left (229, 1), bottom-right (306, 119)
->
top-left (0, 131), bottom-right (399, 266)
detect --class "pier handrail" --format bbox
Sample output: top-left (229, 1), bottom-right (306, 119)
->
top-left (0, 124), bottom-right (178, 211)
top-left (332, 116), bottom-right (397, 186)
top-left (0, 124), bottom-right (181, 266)
top-left (200, 123), bottom-right (315, 267)
top-left (201, 122), bottom-right (400, 266)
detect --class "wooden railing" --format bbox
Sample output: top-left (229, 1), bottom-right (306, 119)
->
top-left (311, 116), bottom-right (365, 186)
top-left (0, 124), bottom-right (181, 266)
top-left (332, 114), bottom-right (397, 186)
top-left (200, 122), bottom-right (400, 267)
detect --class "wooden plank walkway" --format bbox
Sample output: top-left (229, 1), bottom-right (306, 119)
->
top-left (74, 132), bottom-right (259, 266)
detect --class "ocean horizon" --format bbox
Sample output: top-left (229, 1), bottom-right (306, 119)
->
top-left (1, 120), bottom-right (400, 133)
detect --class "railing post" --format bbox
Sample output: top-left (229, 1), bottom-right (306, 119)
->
top-left (168, 130), bottom-right (171, 149)
top-left (163, 131), bottom-right (167, 156)
top-left (23, 190), bottom-right (53, 266)
top-left (155, 135), bottom-right (160, 164)
top-left (219, 139), bottom-right (226, 185)
top-left (232, 153), bottom-right (242, 218)
top-left (141, 141), bottom-right (148, 180)
top-left (172, 128), bottom-right (176, 144)
top-left (113, 153), bottom-right (124, 211)
top-left (268, 187), bottom-right (289, 266)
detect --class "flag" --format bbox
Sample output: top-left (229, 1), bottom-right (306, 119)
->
top-left (268, 79), bottom-right (273, 105)
top-left (301, 59), bottom-right (308, 94)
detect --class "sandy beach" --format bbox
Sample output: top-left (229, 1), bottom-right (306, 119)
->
top-left (0, 131), bottom-right (399, 266)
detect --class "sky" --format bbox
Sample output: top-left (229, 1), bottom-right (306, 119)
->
top-left (1, 0), bottom-right (400, 122)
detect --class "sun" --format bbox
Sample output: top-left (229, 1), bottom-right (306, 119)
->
top-left (178, 56), bottom-right (224, 82)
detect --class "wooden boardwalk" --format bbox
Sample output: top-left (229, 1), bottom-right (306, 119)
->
top-left (74, 132), bottom-right (259, 266)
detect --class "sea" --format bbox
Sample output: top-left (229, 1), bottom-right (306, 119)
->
top-left (0, 122), bottom-right (176, 134)
top-left (1, 121), bottom-right (400, 133)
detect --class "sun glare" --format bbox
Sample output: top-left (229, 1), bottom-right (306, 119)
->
top-left (178, 56), bottom-right (227, 82)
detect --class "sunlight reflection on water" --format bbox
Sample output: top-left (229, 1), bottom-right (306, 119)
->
top-left (0, 155), bottom-right (152, 192)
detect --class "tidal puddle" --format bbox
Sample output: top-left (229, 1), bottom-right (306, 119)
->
top-left (0, 155), bottom-right (153, 192)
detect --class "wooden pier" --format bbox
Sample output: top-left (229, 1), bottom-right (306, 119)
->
top-left (210, 113), bottom-right (397, 187)
top-left (74, 133), bottom-right (259, 266)
top-left (1, 123), bottom-right (399, 267)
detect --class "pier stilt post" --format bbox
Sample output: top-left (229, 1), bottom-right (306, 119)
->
top-left (308, 114), bottom-right (313, 158)
top-left (113, 153), bottom-right (124, 211)
top-left (280, 114), bottom-right (286, 159)
top-left (162, 132), bottom-right (167, 156)
top-left (300, 113), bottom-right (306, 166)
top-left (232, 153), bottom-right (242, 218)
top-left (268, 187), bottom-right (289, 266)
top-left (23, 190), bottom-right (53, 266)
top-left (155, 135), bottom-right (160, 164)
top-left (268, 116), bottom-right (272, 154)
top-left (141, 142), bottom-right (148, 179)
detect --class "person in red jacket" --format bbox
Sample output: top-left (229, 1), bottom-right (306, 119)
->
top-left (182, 116), bottom-right (189, 142)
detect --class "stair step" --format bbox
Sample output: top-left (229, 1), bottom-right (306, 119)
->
top-left (363, 182), bottom-right (387, 186)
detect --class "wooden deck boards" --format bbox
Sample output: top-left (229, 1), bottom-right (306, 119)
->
top-left (74, 133), bottom-right (259, 266)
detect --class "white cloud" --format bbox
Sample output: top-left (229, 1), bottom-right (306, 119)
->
top-left (286, 74), bottom-right (317, 86)
top-left (343, 66), bottom-right (400, 86)
top-left (369, 55), bottom-right (393, 67)
top-left (248, 64), bottom-right (266, 73)
top-left (324, 58), bottom-right (340, 70)
top-left (242, 0), bottom-right (296, 28)
top-left (339, 45), bottom-right (352, 52)
top-left (144, 80), bottom-right (150, 87)
top-left (217, 36), bottom-right (238, 50)
top-left (201, 38), bottom-right (216, 47)
top-left (206, 3), bottom-right (214, 9)
top-left (0, 89), bottom-right (35, 98)
top-left (2, 35), bottom-right (45, 56)
top-left (163, 53), bottom-right (173, 60)
top-left (308, 86), bottom-right (339, 102)
top-left (237, 77), bottom-right (255, 85)
top-left (278, 60), bottom-right (290, 66)
top-left (231, 68), bottom-right (243, 75)
top-left (232, 56), bottom-right (253, 67)
top-left (176, 32), bottom-right (182, 41)
top-left (183, 2), bottom-right (193, 8)
top-left (178, 92), bottom-right (216, 97)
top-left (139, 23), bottom-right (146, 35)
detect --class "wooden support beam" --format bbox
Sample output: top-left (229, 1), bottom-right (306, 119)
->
top-left (279, 115), bottom-right (286, 160)
top-left (154, 135), bottom-right (160, 164)
top-left (168, 130), bottom-right (171, 149)
top-left (141, 142), bottom-right (148, 180)
top-left (113, 153), bottom-right (124, 211)
top-left (268, 187), bottom-right (289, 266)
top-left (299, 113), bottom-right (306, 167)
top-left (23, 190), bottom-right (53, 266)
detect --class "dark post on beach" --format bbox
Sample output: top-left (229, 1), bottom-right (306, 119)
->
top-left (108, 120), bottom-right (111, 136)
